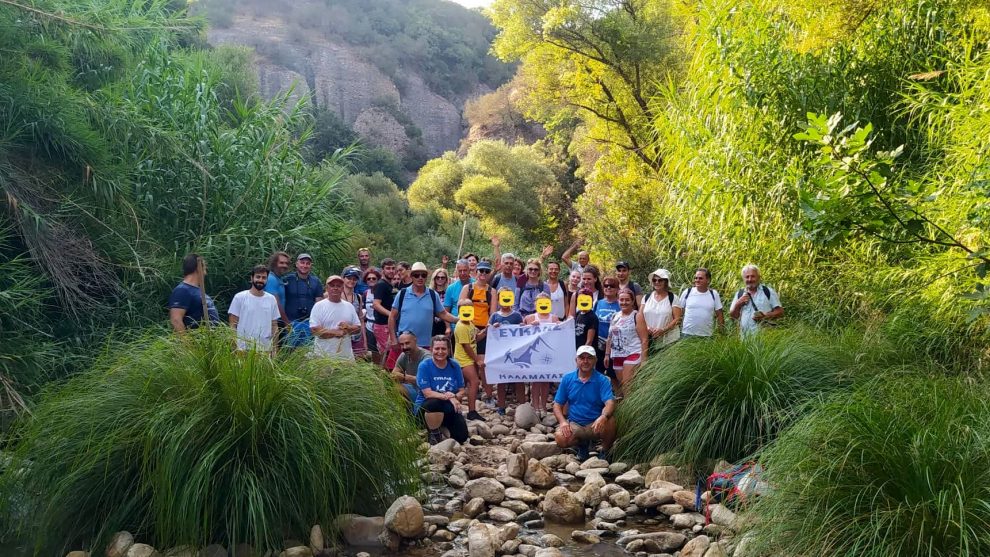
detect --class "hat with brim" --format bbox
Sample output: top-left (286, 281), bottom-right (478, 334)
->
top-left (326, 275), bottom-right (344, 285)
top-left (411, 261), bottom-right (429, 273)
top-left (615, 260), bottom-right (630, 269)
top-left (649, 268), bottom-right (671, 281)
top-left (343, 268), bottom-right (361, 279)
top-left (576, 345), bottom-right (596, 358)
top-left (477, 261), bottom-right (493, 271)
top-left (297, 253), bottom-right (313, 261)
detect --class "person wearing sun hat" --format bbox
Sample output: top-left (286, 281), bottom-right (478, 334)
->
top-left (389, 262), bottom-right (458, 355)
top-left (553, 345), bottom-right (617, 461)
top-left (642, 268), bottom-right (681, 348)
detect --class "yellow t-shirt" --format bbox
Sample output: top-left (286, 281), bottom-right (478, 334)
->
top-left (453, 321), bottom-right (478, 367)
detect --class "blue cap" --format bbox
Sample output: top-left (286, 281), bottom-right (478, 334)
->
top-left (477, 260), bottom-right (493, 271)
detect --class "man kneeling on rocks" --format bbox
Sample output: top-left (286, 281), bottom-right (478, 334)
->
top-left (416, 334), bottom-right (469, 445)
top-left (553, 345), bottom-right (617, 461)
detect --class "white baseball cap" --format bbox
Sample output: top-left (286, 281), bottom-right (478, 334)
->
top-left (576, 345), bottom-right (596, 358)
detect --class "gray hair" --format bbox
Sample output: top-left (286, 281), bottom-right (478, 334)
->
top-left (501, 253), bottom-right (515, 263)
top-left (456, 258), bottom-right (470, 267)
top-left (741, 264), bottom-right (760, 276)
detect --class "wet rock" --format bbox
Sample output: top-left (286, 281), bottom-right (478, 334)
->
top-left (518, 544), bottom-right (539, 557)
top-left (616, 532), bottom-right (687, 552)
top-left (541, 486), bottom-right (584, 523)
top-left (487, 506), bottom-right (517, 522)
top-left (501, 499), bottom-right (531, 513)
top-left (433, 529), bottom-right (457, 542)
top-left (497, 474), bottom-right (526, 489)
top-left (444, 499), bottom-right (464, 514)
top-left (385, 495), bottom-right (425, 538)
top-left (571, 530), bottom-right (602, 544)
top-left (425, 515), bottom-right (450, 526)
top-left (680, 535), bottom-right (710, 557)
top-left (580, 457), bottom-right (609, 470)
top-left (505, 486), bottom-right (541, 503)
top-left (633, 488), bottom-right (674, 508)
top-left (514, 403), bottom-right (540, 429)
top-left (657, 503), bottom-right (682, 516)
top-left (595, 507), bottom-right (626, 521)
top-left (500, 539), bottom-right (521, 554)
top-left (506, 453), bottom-right (528, 479)
top-left (107, 531), bottom-right (135, 557)
top-left (673, 490), bottom-right (697, 511)
top-left (540, 534), bottom-right (565, 547)
top-left (440, 550), bottom-right (465, 557)
top-left (465, 477), bottom-right (506, 503)
top-left (524, 519), bottom-right (545, 529)
top-left (615, 470), bottom-right (644, 488)
top-left (449, 518), bottom-right (472, 533)
top-left (708, 504), bottom-right (738, 529)
top-left (126, 545), bottom-right (160, 557)
top-left (448, 466), bottom-right (468, 488)
top-left (626, 539), bottom-right (646, 553)
top-left (465, 464), bottom-right (500, 479)
top-left (520, 442), bottom-right (561, 460)
top-left (468, 523), bottom-right (500, 557)
top-left (575, 476), bottom-right (605, 507)
top-left (278, 548), bottom-right (312, 557)
top-left (523, 459), bottom-right (555, 488)
top-left (463, 497), bottom-right (486, 518)
top-left (516, 509), bottom-right (541, 522)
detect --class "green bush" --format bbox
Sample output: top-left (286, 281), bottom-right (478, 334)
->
top-left (746, 374), bottom-right (990, 556)
top-left (1, 329), bottom-right (420, 554)
top-left (614, 328), bottom-right (847, 474)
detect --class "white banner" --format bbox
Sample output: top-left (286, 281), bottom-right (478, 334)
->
top-left (484, 319), bottom-right (575, 384)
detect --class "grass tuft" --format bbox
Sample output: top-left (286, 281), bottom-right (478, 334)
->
top-left (614, 328), bottom-right (847, 474)
top-left (746, 373), bottom-right (990, 556)
top-left (0, 328), bottom-right (421, 554)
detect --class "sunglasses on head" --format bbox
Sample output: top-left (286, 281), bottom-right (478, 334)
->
top-left (411, 272), bottom-right (428, 279)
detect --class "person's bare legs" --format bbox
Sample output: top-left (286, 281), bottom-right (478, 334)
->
top-left (620, 362), bottom-right (639, 392)
top-left (424, 412), bottom-right (444, 430)
top-left (531, 382), bottom-right (549, 414)
top-left (462, 364), bottom-right (480, 412)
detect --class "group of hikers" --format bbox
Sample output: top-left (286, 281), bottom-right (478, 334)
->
top-left (167, 239), bottom-right (783, 461)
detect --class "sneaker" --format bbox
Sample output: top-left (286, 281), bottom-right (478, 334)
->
top-left (427, 429), bottom-right (444, 445)
top-left (485, 397), bottom-right (497, 409)
top-left (575, 441), bottom-right (590, 462)
top-left (496, 407), bottom-right (506, 416)
top-left (597, 448), bottom-right (610, 463)
top-left (467, 410), bottom-right (484, 421)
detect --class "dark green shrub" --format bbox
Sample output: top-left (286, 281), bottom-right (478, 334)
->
top-left (747, 373), bottom-right (990, 556)
top-left (614, 328), bottom-right (847, 473)
top-left (1, 329), bottom-right (420, 554)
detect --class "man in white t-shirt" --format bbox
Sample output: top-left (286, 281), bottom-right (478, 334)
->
top-left (729, 264), bottom-right (784, 337)
top-left (310, 275), bottom-right (362, 360)
top-left (228, 265), bottom-right (281, 353)
top-left (672, 267), bottom-right (724, 337)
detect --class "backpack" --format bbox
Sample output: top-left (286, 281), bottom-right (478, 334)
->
top-left (646, 291), bottom-right (675, 306)
top-left (702, 462), bottom-right (767, 522)
top-left (393, 286), bottom-right (442, 315)
top-left (681, 287), bottom-right (717, 303)
top-left (735, 285), bottom-right (772, 310)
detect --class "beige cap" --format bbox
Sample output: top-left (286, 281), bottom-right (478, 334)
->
top-left (325, 275), bottom-right (344, 285)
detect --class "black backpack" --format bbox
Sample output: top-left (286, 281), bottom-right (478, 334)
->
top-left (681, 287), bottom-right (717, 303)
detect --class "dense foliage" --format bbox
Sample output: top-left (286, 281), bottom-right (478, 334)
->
top-left (747, 374), bottom-right (990, 556)
top-left (1, 329), bottom-right (421, 554)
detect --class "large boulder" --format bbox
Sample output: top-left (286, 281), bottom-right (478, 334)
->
top-left (708, 504), bottom-right (738, 529)
top-left (467, 523), bottom-right (500, 557)
top-left (633, 488), bottom-right (674, 508)
top-left (541, 486), bottom-right (584, 523)
top-left (519, 442), bottom-right (561, 460)
top-left (673, 489), bottom-right (698, 511)
top-left (680, 535), bottom-right (711, 557)
top-left (523, 459), bottom-right (556, 488)
top-left (616, 531), bottom-right (687, 552)
top-left (465, 477), bottom-right (506, 503)
top-left (645, 465), bottom-right (687, 486)
top-left (514, 403), bottom-right (540, 428)
top-left (337, 515), bottom-right (386, 546)
top-left (106, 532), bottom-right (134, 557)
top-left (574, 474), bottom-right (605, 507)
top-left (384, 495), bottom-right (425, 538)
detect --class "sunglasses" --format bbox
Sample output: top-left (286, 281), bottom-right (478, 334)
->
top-left (435, 275), bottom-right (448, 280)
top-left (651, 277), bottom-right (668, 282)
top-left (604, 284), bottom-right (618, 288)
top-left (526, 267), bottom-right (539, 272)
top-left (478, 269), bottom-right (492, 274)
top-left (411, 272), bottom-right (428, 279)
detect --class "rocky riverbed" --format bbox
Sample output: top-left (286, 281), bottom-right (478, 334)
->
top-left (79, 402), bottom-right (746, 557)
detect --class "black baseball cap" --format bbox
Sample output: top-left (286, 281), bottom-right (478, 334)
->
top-left (615, 261), bottom-right (630, 269)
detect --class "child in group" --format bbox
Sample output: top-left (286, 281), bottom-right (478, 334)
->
top-left (574, 287), bottom-right (599, 349)
top-left (453, 299), bottom-right (485, 421)
top-left (522, 292), bottom-right (560, 418)
top-left (489, 287), bottom-right (523, 415)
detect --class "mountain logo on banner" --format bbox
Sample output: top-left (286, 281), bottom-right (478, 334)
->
top-left (502, 336), bottom-right (554, 369)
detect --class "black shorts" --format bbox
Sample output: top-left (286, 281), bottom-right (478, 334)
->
top-left (418, 399), bottom-right (469, 443)
top-left (365, 327), bottom-right (379, 353)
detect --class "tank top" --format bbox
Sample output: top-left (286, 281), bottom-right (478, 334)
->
top-left (610, 310), bottom-right (643, 358)
top-left (548, 281), bottom-right (566, 319)
top-left (468, 284), bottom-right (492, 327)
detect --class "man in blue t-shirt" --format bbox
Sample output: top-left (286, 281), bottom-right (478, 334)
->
top-left (388, 262), bottom-right (457, 348)
top-left (168, 253), bottom-right (220, 332)
top-left (553, 345), bottom-right (617, 461)
top-left (264, 251), bottom-right (291, 325)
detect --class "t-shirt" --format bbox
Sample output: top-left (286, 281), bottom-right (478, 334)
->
top-left (609, 310), bottom-right (643, 358)
top-left (490, 274), bottom-right (520, 308)
top-left (372, 280), bottom-right (397, 325)
top-left (569, 261), bottom-right (588, 275)
top-left (444, 279), bottom-right (474, 317)
top-left (415, 358), bottom-right (464, 408)
top-left (309, 298), bottom-right (360, 360)
top-left (227, 290), bottom-right (280, 351)
top-left (453, 321), bottom-right (478, 367)
top-left (642, 291), bottom-right (680, 346)
top-left (574, 311), bottom-right (599, 348)
top-left (167, 282), bottom-right (220, 329)
top-left (264, 272), bottom-right (286, 311)
top-left (489, 311), bottom-right (523, 326)
top-left (396, 347), bottom-right (427, 378)
top-left (554, 370), bottom-right (613, 426)
top-left (620, 281), bottom-right (644, 298)
top-left (518, 281), bottom-right (549, 316)
top-left (395, 287), bottom-right (445, 347)
top-left (732, 285), bottom-right (782, 337)
top-left (675, 288), bottom-right (724, 337)
top-left (594, 298), bottom-right (621, 339)
top-left (284, 273), bottom-right (323, 321)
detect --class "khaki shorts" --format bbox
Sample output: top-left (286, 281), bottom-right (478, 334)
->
top-left (567, 421), bottom-right (602, 441)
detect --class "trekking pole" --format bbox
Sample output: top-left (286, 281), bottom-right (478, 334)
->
top-left (197, 257), bottom-right (210, 329)
top-left (457, 219), bottom-right (467, 259)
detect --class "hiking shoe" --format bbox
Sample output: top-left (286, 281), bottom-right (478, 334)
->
top-left (496, 407), bottom-right (506, 416)
top-left (484, 397), bottom-right (497, 409)
top-left (597, 448), bottom-right (610, 463)
top-left (427, 429), bottom-right (444, 445)
top-left (575, 441), bottom-right (590, 462)
top-left (466, 410), bottom-right (484, 421)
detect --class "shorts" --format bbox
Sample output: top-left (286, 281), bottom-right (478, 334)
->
top-left (612, 353), bottom-right (641, 367)
top-left (477, 334), bottom-right (487, 355)
top-left (365, 326), bottom-right (378, 353)
top-left (567, 420), bottom-right (602, 442)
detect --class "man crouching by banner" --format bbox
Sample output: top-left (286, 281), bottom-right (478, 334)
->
top-left (553, 345), bottom-right (617, 462)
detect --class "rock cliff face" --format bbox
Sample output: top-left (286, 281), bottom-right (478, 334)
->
top-left (208, 15), bottom-right (483, 158)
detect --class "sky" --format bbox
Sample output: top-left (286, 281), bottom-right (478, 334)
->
top-left (451, 0), bottom-right (493, 8)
